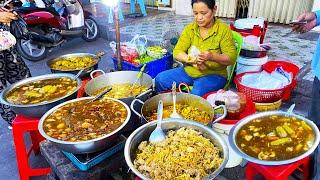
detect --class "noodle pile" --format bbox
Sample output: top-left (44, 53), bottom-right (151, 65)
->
top-left (134, 128), bottom-right (223, 180)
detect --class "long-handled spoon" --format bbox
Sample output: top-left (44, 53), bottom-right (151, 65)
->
top-left (149, 100), bottom-right (166, 143)
top-left (170, 82), bottom-right (182, 119)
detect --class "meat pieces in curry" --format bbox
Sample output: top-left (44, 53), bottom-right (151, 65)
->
top-left (134, 128), bottom-right (223, 179)
top-left (43, 99), bottom-right (127, 142)
top-left (6, 77), bottom-right (77, 105)
top-left (236, 115), bottom-right (315, 161)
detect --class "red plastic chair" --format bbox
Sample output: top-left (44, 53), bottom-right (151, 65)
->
top-left (245, 156), bottom-right (310, 180)
top-left (230, 20), bottom-right (268, 44)
top-left (12, 115), bottom-right (51, 180)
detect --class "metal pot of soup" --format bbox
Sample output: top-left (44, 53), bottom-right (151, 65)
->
top-left (229, 109), bottom-right (320, 165)
top-left (124, 119), bottom-right (229, 179)
top-left (130, 92), bottom-right (227, 127)
top-left (47, 52), bottom-right (105, 78)
top-left (0, 73), bottom-right (81, 117)
top-left (84, 70), bottom-right (153, 106)
top-left (38, 97), bottom-right (131, 154)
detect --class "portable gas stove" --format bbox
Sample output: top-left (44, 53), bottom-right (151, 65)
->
top-left (62, 135), bottom-right (126, 171)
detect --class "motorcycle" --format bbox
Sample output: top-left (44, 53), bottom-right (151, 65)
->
top-left (14, 0), bottom-right (100, 61)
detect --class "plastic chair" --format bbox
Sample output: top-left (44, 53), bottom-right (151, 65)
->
top-left (245, 156), bottom-right (310, 180)
top-left (130, 0), bottom-right (147, 16)
top-left (179, 30), bottom-right (243, 92)
top-left (12, 115), bottom-right (52, 180)
top-left (224, 31), bottom-right (243, 90)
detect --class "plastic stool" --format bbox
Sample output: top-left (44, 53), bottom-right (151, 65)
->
top-left (77, 77), bottom-right (90, 98)
top-left (12, 115), bottom-right (51, 180)
top-left (130, 0), bottom-right (147, 16)
top-left (245, 156), bottom-right (310, 180)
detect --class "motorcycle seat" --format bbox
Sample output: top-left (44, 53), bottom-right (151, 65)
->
top-left (16, 7), bottom-right (60, 17)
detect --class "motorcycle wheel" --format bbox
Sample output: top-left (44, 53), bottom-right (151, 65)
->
top-left (82, 17), bottom-right (100, 42)
top-left (16, 39), bottom-right (48, 61)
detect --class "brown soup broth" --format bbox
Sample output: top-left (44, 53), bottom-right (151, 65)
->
top-left (236, 115), bottom-right (314, 161)
top-left (43, 99), bottom-right (127, 142)
top-left (6, 77), bottom-right (77, 105)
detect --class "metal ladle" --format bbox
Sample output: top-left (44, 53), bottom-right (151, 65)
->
top-left (73, 69), bottom-right (84, 80)
top-left (69, 87), bottom-right (112, 114)
top-left (170, 81), bottom-right (182, 119)
top-left (149, 100), bottom-right (166, 143)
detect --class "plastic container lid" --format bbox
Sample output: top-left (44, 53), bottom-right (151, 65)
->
top-left (234, 17), bottom-right (265, 30)
top-left (237, 56), bottom-right (268, 66)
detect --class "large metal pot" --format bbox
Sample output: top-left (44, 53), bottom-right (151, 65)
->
top-left (0, 73), bottom-right (81, 117)
top-left (85, 70), bottom-right (153, 105)
top-left (47, 52), bottom-right (105, 78)
top-left (229, 110), bottom-right (320, 165)
top-left (131, 92), bottom-right (227, 127)
top-left (124, 119), bottom-right (229, 179)
top-left (38, 97), bottom-right (131, 154)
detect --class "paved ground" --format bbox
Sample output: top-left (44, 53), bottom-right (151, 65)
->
top-left (0, 3), bottom-right (319, 180)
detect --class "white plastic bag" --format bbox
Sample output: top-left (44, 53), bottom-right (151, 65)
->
top-left (0, 30), bottom-right (16, 51)
top-left (241, 70), bottom-right (291, 90)
top-left (190, 45), bottom-right (200, 58)
top-left (130, 35), bottom-right (147, 56)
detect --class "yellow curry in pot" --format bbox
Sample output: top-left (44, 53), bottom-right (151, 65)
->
top-left (6, 77), bottom-right (77, 105)
top-left (236, 115), bottom-right (314, 161)
top-left (43, 99), bottom-right (127, 142)
top-left (145, 104), bottom-right (212, 124)
top-left (49, 56), bottom-right (97, 71)
top-left (93, 83), bottom-right (148, 99)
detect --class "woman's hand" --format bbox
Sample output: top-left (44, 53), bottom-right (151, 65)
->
top-left (197, 51), bottom-right (213, 63)
top-left (0, 11), bottom-right (17, 24)
top-left (292, 12), bottom-right (317, 33)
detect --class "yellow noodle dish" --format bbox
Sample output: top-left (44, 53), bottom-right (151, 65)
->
top-left (134, 128), bottom-right (223, 179)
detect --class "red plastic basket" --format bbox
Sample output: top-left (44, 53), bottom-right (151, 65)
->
top-left (262, 60), bottom-right (299, 100)
top-left (234, 71), bottom-right (291, 103)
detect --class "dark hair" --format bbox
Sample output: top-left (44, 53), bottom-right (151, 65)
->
top-left (191, 0), bottom-right (216, 9)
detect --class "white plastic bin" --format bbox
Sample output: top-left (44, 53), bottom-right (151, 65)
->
top-left (236, 56), bottom-right (268, 75)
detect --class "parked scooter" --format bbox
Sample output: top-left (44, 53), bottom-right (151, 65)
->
top-left (14, 0), bottom-right (100, 61)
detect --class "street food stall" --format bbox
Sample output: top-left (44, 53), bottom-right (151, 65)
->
top-left (1, 2), bottom-right (319, 180)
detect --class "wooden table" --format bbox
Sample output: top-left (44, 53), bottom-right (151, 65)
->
top-left (40, 140), bottom-right (130, 180)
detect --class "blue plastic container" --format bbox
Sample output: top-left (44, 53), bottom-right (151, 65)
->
top-left (112, 53), bottom-right (173, 78)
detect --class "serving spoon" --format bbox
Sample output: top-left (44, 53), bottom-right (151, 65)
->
top-left (69, 87), bottom-right (112, 114)
top-left (149, 100), bottom-right (166, 143)
top-left (170, 81), bottom-right (183, 119)
top-left (73, 69), bottom-right (84, 80)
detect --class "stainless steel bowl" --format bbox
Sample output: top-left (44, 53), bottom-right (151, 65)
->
top-left (47, 52), bottom-right (104, 78)
top-left (229, 111), bottom-right (320, 165)
top-left (124, 119), bottom-right (229, 179)
top-left (131, 92), bottom-right (227, 127)
top-left (85, 70), bottom-right (153, 106)
top-left (0, 73), bottom-right (81, 117)
top-left (38, 97), bottom-right (131, 154)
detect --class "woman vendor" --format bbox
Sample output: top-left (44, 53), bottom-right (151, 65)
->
top-left (155, 0), bottom-right (237, 96)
